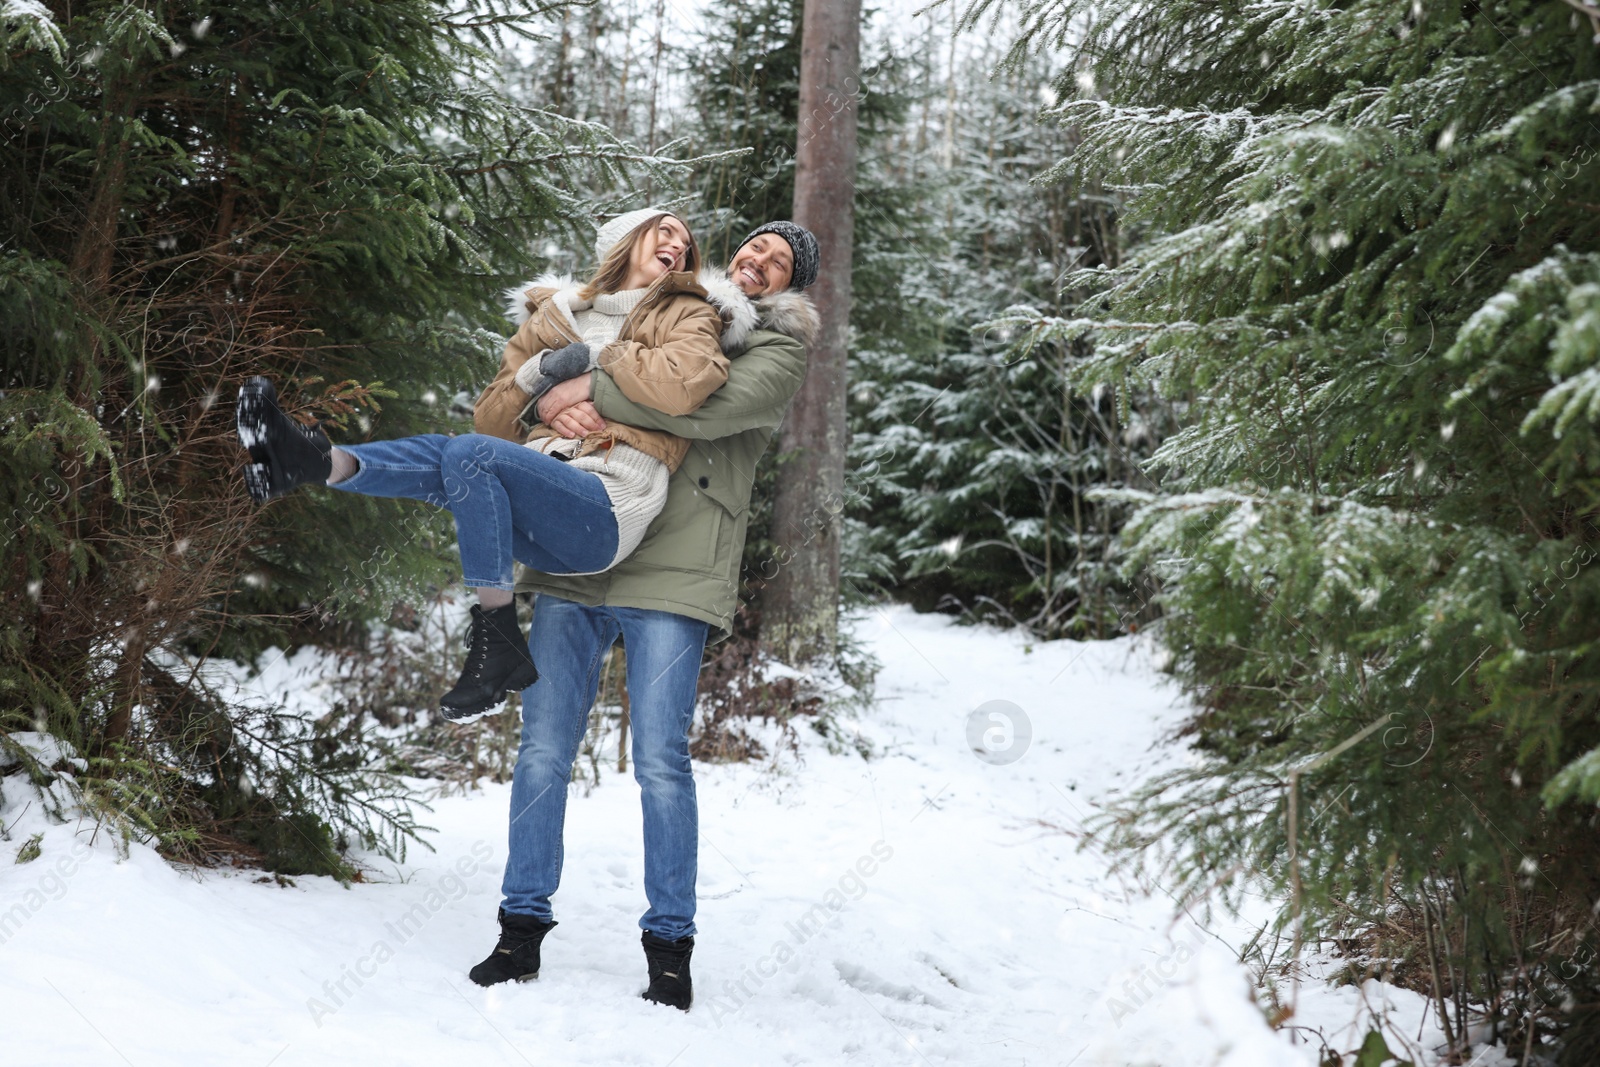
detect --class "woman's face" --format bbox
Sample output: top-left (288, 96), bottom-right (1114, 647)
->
top-left (729, 234), bottom-right (794, 297)
top-left (624, 216), bottom-right (692, 289)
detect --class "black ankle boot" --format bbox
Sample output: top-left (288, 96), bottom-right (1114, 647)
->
top-left (439, 604), bottom-right (539, 723)
top-left (640, 931), bottom-right (694, 1010)
top-left (236, 376), bottom-right (332, 502)
top-left (469, 909), bottom-right (556, 987)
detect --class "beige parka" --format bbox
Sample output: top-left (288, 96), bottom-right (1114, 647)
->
top-left (475, 269), bottom-right (729, 470)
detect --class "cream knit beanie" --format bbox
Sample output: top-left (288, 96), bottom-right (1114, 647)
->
top-left (594, 207), bottom-right (675, 261)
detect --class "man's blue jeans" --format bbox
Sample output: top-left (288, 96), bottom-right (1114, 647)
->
top-left (333, 433), bottom-right (618, 585)
top-left (502, 594), bottom-right (708, 941)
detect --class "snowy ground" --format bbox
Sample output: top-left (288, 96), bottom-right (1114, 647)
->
top-left (2, 607), bottom-right (1479, 1066)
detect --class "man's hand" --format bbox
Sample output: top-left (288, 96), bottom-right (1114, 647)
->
top-left (537, 373), bottom-right (595, 425)
top-left (548, 401), bottom-right (604, 439)
top-left (537, 373), bottom-right (604, 438)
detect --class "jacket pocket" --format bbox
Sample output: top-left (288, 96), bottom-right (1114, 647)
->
top-left (658, 498), bottom-right (723, 576)
top-left (675, 448), bottom-right (749, 518)
top-left (701, 504), bottom-right (727, 571)
top-left (632, 470), bottom-right (736, 578)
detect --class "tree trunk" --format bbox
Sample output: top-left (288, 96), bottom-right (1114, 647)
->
top-left (766, 0), bottom-right (860, 664)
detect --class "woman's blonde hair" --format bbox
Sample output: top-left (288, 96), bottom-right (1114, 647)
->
top-left (578, 213), bottom-right (700, 300)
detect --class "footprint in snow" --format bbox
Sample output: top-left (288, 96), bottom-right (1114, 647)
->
top-left (834, 960), bottom-right (945, 1009)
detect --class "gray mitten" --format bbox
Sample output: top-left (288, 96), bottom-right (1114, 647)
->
top-left (540, 341), bottom-right (593, 381)
top-left (527, 341), bottom-right (593, 405)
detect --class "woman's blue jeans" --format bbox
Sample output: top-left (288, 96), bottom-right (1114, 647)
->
top-left (501, 594), bottom-right (708, 941)
top-left (333, 434), bottom-right (619, 585)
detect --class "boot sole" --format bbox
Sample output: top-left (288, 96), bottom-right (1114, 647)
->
top-left (236, 376), bottom-right (330, 502)
top-left (440, 705), bottom-right (500, 725)
top-left (243, 463), bottom-right (273, 504)
top-left (440, 660), bottom-right (538, 724)
top-left (641, 990), bottom-right (693, 1010)
top-left (237, 377), bottom-right (272, 450)
top-left (467, 969), bottom-right (539, 986)
top-left (237, 377), bottom-right (281, 502)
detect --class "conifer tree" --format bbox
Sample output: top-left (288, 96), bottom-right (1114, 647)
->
top-left (1, 0), bottom-right (689, 873)
top-left (685, 0), bottom-right (804, 262)
top-left (498, 0), bottom-right (692, 228)
top-left (846, 30), bottom-right (1154, 636)
top-left (971, 0), bottom-right (1600, 1053)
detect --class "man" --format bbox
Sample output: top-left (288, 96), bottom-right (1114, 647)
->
top-left (468, 222), bottom-right (821, 1010)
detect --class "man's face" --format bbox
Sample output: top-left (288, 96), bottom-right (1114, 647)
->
top-left (729, 234), bottom-right (794, 297)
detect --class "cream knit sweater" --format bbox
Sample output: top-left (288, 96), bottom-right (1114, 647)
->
top-left (519, 288), bottom-right (670, 573)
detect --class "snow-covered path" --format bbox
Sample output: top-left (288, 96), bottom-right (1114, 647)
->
top-left (2, 608), bottom-right (1368, 1065)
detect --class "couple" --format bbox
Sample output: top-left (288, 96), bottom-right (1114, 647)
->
top-left (234, 209), bottom-right (820, 1010)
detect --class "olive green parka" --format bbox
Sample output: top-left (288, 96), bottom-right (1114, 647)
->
top-left (512, 269), bottom-right (818, 639)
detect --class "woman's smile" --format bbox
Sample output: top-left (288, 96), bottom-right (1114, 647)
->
top-left (627, 215), bottom-right (691, 288)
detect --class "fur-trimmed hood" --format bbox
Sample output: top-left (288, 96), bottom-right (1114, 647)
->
top-left (751, 285), bottom-right (820, 349)
top-left (502, 271), bottom-right (581, 333)
top-left (694, 268), bottom-right (820, 351)
top-left (502, 269), bottom-right (817, 353)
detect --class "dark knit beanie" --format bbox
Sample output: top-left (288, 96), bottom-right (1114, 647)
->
top-left (737, 221), bottom-right (819, 291)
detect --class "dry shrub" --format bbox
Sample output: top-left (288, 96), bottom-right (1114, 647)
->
top-left (690, 606), bottom-right (850, 764)
top-left (1317, 880), bottom-right (1600, 1064)
top-left (692, 635), bottom-right (820, 763)
top-left (316, 594), bottom-right (524, 791)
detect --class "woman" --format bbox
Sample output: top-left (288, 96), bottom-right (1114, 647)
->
top-left (234, 210), bottom-right (732, 722)
top-left (465, 222), bottom-right (822, 1010)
